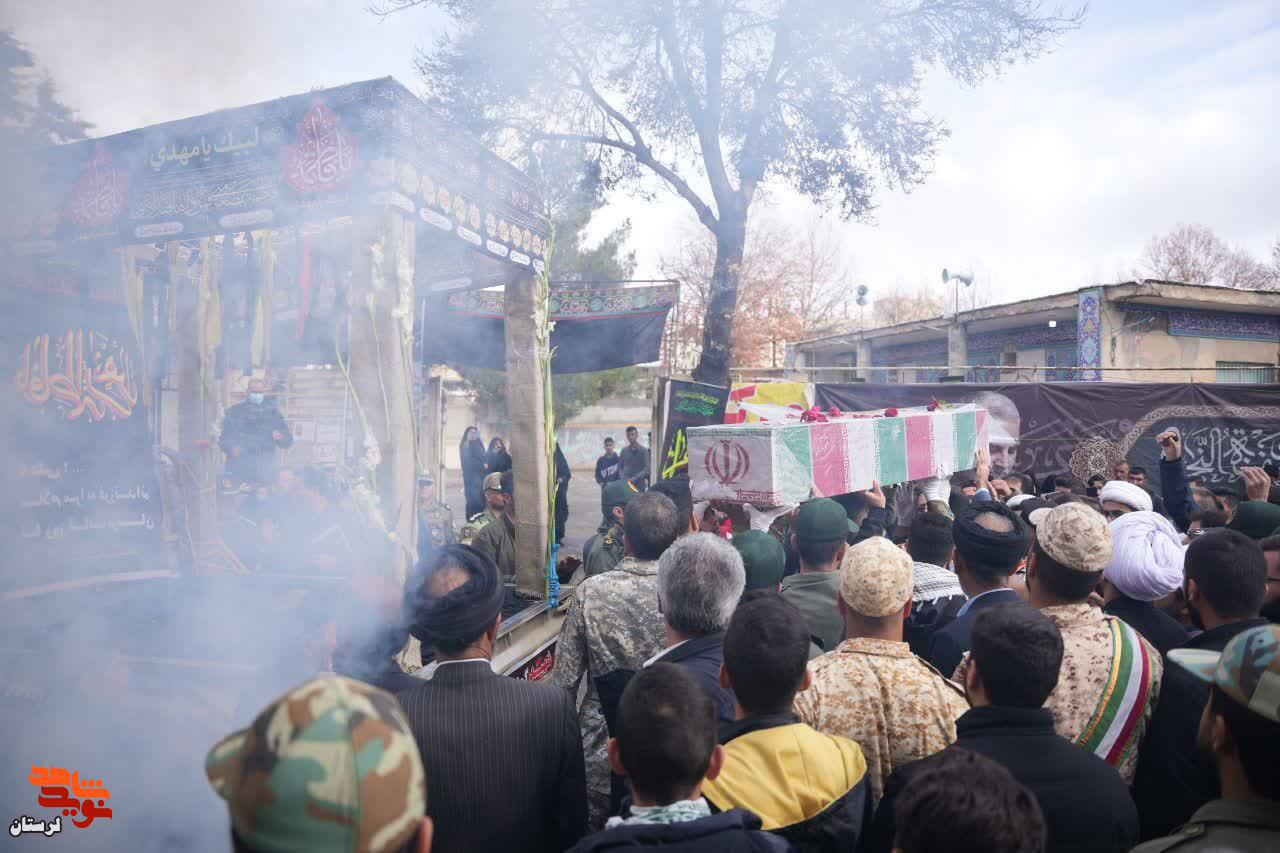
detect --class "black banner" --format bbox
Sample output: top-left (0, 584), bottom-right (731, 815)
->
top-left (657, 380), bottom-right (730, 481)
top-left (2, 253), bottom-right (161, 594)
top-left (422, 286), bottom-right (675, 374)
top-left (814, 382), bottom-right (1280, 491)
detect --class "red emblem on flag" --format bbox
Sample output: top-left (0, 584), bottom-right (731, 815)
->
top-left (283, 101), bottom-right (357, 194)
top-left (705, 440), bottom-right (751, 485)
top-left (68, 143), bottom-right (128, 227)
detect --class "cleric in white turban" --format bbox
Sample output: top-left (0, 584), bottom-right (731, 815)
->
top-left (1099, 479), bottom-right (1153, 517)
top-left (1100, 510), bottom-right (1189, 654)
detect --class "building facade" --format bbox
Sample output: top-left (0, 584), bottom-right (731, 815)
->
top-left (788, 281), bottom-right (1280, 384)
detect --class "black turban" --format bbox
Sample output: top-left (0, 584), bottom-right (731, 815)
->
top-left (407, 544), bottom-right (505, 649)
top-left (953, 500), bottom-right (1031, 571)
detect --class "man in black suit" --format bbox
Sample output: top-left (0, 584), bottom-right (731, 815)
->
top-left (868, 605), bottom-right (1138, 853)
top-left (399, 545), bottom-right (587, 853)
top-left (928, 500), bottom-right (1030, 677)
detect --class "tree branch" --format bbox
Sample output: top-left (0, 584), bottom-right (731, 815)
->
top-left (738, 16), bottom-right (790, 203)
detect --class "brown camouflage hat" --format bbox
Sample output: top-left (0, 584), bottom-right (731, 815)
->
top-left (1169, 624), bottom-right (1280, 724)
top-left (1035, 502), bottom-right (1112, 573)
top-left (206, 675), bottom-right (425, 853)
top-left (483, 472), bottom-right (504, 492)
top-left (839, 536), bottom-right (913, 617)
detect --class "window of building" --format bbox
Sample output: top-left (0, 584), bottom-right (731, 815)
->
top-left (1215, 361), bottom-right (1278, 383)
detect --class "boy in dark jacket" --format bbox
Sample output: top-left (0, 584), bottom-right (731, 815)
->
top-left (569, 663), bottom-right (789, 853)
top-left (703, 596), bottom-right (871, 852)
top-left (866, 604), bottom-right (1137, 853)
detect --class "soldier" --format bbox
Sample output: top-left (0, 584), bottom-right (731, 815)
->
top-left (780, 498), bottom-right (851, 655)
top-left (471, 471), bottom-right (518, 582)
top-left (1132, 624), bottom-right (1280, 852)
top-left (1019, 502), bottom-right (1163, 785)
top-left (416, 474), bottom-right (455, 569)
top-left (794, 536), bottom-right (968, 804)
top-left (551, 490), bottom-right (685, 829)
top-left (459, 472), bottom-right (504, 545)
top-left (583, 480), bottom-right (640, 578)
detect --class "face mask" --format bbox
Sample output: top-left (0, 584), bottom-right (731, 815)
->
top-left (248, 393), bottom-right (265, 404)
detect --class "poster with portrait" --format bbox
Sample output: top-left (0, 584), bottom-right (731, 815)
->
top-left (814, 382), bottom-right (1280, 491)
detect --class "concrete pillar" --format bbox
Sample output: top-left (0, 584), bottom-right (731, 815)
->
top-left (855, 339), bottom-right (872, 382)
top-left (947, 321), bottom-right (967, 378)
top-left (503, 269), bottom-right (551, 599)
top-left (348, 208), bottom-right (418, 585)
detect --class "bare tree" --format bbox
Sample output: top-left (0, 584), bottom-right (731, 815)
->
top-left (870, 284), bottom-right (944, 327)
top-left (661, 210), bottom-right (848, 369)
top-left (1138, 223), bottom-right (1278, 291)
top-left (374, 0), bottom-right (1083, 385)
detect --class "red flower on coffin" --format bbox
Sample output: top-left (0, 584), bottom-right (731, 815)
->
top-left (884, 407), bottom-right (899, 418)
top-left (68, 143), bottom-right (129, 227)
top-left (283, 101), bottom-right (357, 194)
top-left (828, 406), bottom-right (843, 418)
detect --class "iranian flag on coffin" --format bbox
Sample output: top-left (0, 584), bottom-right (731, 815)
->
top-left (688, 405), bottom-right (989, 506)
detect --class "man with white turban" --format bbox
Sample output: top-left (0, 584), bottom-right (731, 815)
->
top-left (1100, 480), bottom-right (1153, 519)
top-left (1101, 511), bottom-right (1190, 655)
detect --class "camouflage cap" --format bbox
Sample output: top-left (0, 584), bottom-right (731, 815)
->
top-left (206, 675), bottom-right (425, 853)
top-left (796, 498), bottom-right (849, 544)
top-left (1169, 624), bottom-right (1280, 724)
top-left (483, 472), bottom-right (503, 492)
top-left (732, 530), bottom-right (786, 591)
top-left (1035, 502), bottom-right (1111, 573)
top-left (839, 536), bottom-right (913, 618)
top-left (602, 479), bottom-right (641, 510)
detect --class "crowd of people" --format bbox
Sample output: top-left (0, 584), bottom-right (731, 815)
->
top-left (205, 421), bottom-right (1280, 853)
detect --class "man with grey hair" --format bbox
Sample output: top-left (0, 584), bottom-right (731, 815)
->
top-left (648, 532), bottom-right (746, 726)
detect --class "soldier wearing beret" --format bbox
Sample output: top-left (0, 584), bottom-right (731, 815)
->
top-left (459, 472), bottom-right (505, 545)
top-left (794, 536), bottom-right (968, 804)
top-left (584, 480), bottom-right (641, 578)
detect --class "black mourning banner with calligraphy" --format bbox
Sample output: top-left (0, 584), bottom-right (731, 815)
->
top-left (421, 286), bottom-right (675, 374)
top-left (814, 382), bottom-right (1280, 491)
top-left (2, 254), bottom-right (160, 593)
top-left (658, 380), bottom-right (730, 481)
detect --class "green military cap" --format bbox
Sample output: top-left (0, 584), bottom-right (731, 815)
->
top-left (1227, 500), bottom-right (1280, 541)
top-left (1170, 624), bottom-right (1280, 723)
top-left (602, 479), bottom-right (641, 510)
top-left (483, 472), bottom-right (503, 492)
top-left (795, 498), bottom-right (850, 544)
top-left (732, 530), bottom-right (786, 591)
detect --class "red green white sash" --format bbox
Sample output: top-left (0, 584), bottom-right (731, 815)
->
top-left (1075, 617), bottom-right (1155, 767)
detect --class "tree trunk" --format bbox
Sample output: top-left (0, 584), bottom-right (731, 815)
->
top-left (692, 215), bottom-right (747, 386)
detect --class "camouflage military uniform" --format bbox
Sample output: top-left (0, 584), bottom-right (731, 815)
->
top-left (206, 675), bottom-right (425, 853)
top-left (583, 522), bottom-right (625, 577)
top-left (794, 637), bottom-right (968, 803)
top-left (551, 555), bottom-right (665, 829)
top-left (417, 501), bottom-right (456, 566)
top-left (459, 507), bottom-right (498, 546)
top-left (1038, 602), bottom-right (1163, 785)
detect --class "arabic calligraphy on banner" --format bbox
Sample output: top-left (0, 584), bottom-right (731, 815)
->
top-left (15, 329), bottom-right (140, 422)
top-left (9, 765), bottom-right (114, 835)
top-left (67, 143), bottom-right (128, 228)
top-left (284, 101), bottom-right (357, 194)
top-left (148, 127), bottom-right (261, 171)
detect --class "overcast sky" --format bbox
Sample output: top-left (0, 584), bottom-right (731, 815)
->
top-left (5, 0), bottom-right (1276, 308)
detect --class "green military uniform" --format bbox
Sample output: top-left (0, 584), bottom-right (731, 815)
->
top-left (779, 499), bottom-right (850, 656)
top-left (1132, 625), bottom-right (1280, 853)
top-left (472, 513), bottom-right (518, 582)
top-left (583, 480), bottom-right (641, 578)
top-left (417, 500), bottom-right (455, 566)
top-left (459, 508), bottom-right (498, 545)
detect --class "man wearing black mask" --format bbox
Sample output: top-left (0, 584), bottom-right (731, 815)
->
top-left (1133, 530), bottom-right (1269, 839)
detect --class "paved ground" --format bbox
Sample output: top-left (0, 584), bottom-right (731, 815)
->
top-left (441, 468), bottom-right (603, 556)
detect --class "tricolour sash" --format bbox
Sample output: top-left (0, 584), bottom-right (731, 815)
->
top-left (1075, 617), bottom-right (1156, 768)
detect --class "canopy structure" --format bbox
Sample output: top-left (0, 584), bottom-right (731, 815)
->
top-left (11, 77), bottom-right (547, 271)
top-left (4, 78), bottom-right (555, 606)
